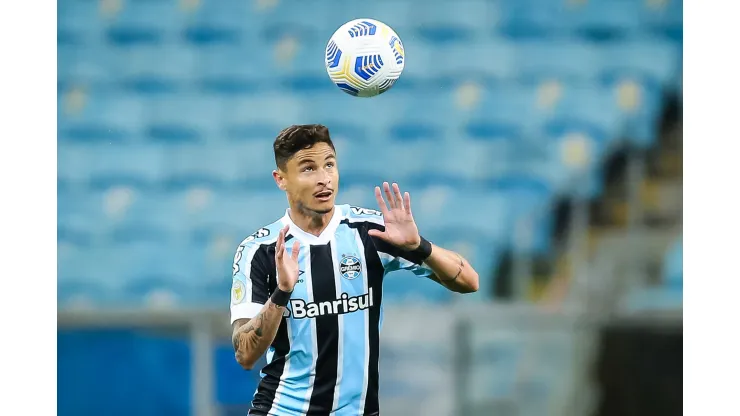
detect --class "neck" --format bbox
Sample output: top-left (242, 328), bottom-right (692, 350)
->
top-left (288, 204), bottom-right (335, 237)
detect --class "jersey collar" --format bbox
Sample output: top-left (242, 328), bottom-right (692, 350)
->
top-left (282, 206), bottom-right (343, 246)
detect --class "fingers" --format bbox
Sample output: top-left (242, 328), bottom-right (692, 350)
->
top-left (275, 224), bottom-right (289, 260)
top-left (383, 182), bottom-right (396, 209)
top-left (367, 228), bottom-right (384, 239)
top-left (392, 183), bottom-right (404, 211)
top-left (378, 182), bottom-right (407, 212)
top-left (374, 186), bottom-right (389, 215)
top-left (290, 240), bottom-right (300, 262)
top-left (403, 191), bottom-right (412, 214)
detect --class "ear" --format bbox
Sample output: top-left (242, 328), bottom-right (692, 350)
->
top-left (273, 169), bottom-right (287, 191)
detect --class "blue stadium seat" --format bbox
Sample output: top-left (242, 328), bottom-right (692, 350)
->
top-left (220, 95), bottom-right (312, 138)
top-left (600, 37), bottom-right (681, 88)
top-left (484, 172), bottom-right (555, 239)
top-left (601, 76), bottom-right (664, 147)
top-left (82, 144), bottom-right (168, 190)
top-left (58, 144), bottom-right (94, 188)
top-left (181, 0), bottom-right (253, 46)
top-left (307, 92), bottom-right (404, 139)
top-left (58, 92), bottom-right (145, 142)
top-left (385, 96), bottom-right (450, 142)
top-left (512, 40), bottom-right (601, 84)
top-left (106, 0), bottom-right (185, 43)
top-left (268, 39), bottom-right (332, 92)
top-left (58, 190), bottom-right (108, 240)
top-left (252, 0), bottom-right (339, 36)
top-left (58, 246), bottom-right (128, 305)
top-left (113, 44), bottom-right (198, 94)
top-left (113, 241), bottom-right (211, 304)
top-left (195, 44), bottom-right (266, 95)
top-left (411, 188), bottom-right (511, 242)
top-left (461, 84), bottom-right (539, 129)
top-left (58, 0), bottom-right (106, 45)
top-left (423, 225), bottom-right (501, 300)
top-left (549, 84), bottom-right (623, 144)
top-left (162, 143), bottom-right (244, 190)
top-left (143, 95), bottom-right (222, 143)
top-left (558, 0), bottom-right (643, 40)
top-left (410, 2), bottom-right (493, 43)
top-left (406, 40), bottom-right (516, 84)
top-left (494, 0), bottom-right (568, 38)
top-left (540, 118), bottom-right (612, 198)
top-left (58, 44), bottom-right (115, 89)
top-left (638, 0), bottom-right (683, 41)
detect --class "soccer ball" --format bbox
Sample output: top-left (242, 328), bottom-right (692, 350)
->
top-left (325, 19), bottom-right (405, 98)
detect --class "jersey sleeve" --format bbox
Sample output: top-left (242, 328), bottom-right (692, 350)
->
top-left (347, 205), bottom-right (434, 278)
top-left (371, 234), bottom-right (434, 278)
top-left (230, 241), bottom-right (271, 324)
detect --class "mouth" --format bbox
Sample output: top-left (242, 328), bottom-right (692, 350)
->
top-left (314, 190), bottom-right (333, 202)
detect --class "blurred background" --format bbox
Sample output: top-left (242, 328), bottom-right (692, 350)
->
top-left (57, 0), bottom-right (683, 415)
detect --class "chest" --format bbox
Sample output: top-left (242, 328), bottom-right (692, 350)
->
top-left (267, 231), bottom-right (382, 320)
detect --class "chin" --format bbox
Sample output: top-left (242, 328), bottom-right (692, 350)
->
top-left (311, 201), bottom-right (335, 215)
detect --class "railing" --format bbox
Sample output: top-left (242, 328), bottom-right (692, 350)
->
top-left (59, 302), bottom-right (599, 416)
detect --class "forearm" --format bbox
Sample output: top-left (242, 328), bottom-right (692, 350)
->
top-left (424, 244), bottom-right (479, 293)
top-left (232, 300), bottom-right (285, 370)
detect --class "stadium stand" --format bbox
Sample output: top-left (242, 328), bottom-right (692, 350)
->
top-left (58, 0), bottom-right (682, 307)
top-left (58, 1), bottom-right (682, 414)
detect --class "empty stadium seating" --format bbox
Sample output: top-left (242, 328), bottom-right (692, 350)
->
top-left (58, 0), bottom-right (683, 307)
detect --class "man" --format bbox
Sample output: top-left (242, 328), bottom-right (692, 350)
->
top-left (231, 124), bottom-right (479, 416)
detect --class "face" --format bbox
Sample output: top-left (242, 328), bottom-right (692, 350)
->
top-left (274, 142), bottom-right (339, 216)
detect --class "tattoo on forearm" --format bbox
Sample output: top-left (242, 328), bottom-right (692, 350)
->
top-left (232, 301), bottom-right (284, 353)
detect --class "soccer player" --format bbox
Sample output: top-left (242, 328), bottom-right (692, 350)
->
top-left (230, 124), bottom-right (480, 416)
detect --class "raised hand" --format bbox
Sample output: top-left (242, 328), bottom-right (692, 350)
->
top-left (368, 182), bottom-right (421, 251)
top-left (275, 224), bottom-right (301, 292)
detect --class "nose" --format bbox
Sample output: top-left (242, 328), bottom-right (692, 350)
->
top-left (318, 167), bottom-right (332, 185)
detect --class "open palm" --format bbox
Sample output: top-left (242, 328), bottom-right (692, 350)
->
top-left (368, 182), bottom-right (421, 251)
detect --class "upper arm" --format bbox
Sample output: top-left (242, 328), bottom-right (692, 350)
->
top-left (230, 241), bottom-right (271, 324)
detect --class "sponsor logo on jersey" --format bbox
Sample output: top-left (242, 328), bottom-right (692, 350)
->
top-left (351, 206), bottom-right (382, 216)
top-left (244, 227), bottom-right (270, 243)
top-left (233, 245), bottom-right (246, 276)
top-left (286, 288), bottom-right (375, 319)
top-left (233, 228), bottom-right (272, 275)
top-left (340, 254), bottom-right (362, 280)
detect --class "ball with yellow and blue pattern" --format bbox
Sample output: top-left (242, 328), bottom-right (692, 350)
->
top-left (325, 18), bottom-right (405, 98)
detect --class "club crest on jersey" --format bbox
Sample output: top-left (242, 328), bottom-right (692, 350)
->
top-left (340, 254), bottom-right (362, 280)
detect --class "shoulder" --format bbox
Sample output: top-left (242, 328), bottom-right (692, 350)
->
top-left (236, 218), bottom-right (284, 251)
top-left (339, 204), bottom-right (385, 227)
top-left (232, 219), bottom-right (283, 275)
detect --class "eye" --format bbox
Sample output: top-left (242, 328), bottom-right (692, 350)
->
top-left (302, 166), bottom-right (314, 172)
top-left (326, 162), bottom-right (335, 168)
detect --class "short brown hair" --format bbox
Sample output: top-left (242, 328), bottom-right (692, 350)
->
top-left (273, 124), bottom-right (335, 170)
